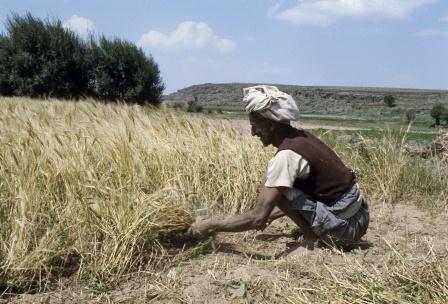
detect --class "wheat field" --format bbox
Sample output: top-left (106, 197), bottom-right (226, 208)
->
top-left (0, 97), bottom-right (447, 302)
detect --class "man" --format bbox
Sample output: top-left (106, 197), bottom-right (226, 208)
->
top-left (189, 85), bottom-right (369, 253)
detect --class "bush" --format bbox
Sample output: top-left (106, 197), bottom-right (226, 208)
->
top-left (187, 97), bottom-right (203, 112)
top-left (383, 95), bottom-right (396, 107)
top-left (187, 100), bottom-right (195, 112)
top-left (195, 104), bottom-right (203, 113)
top-left (430, 104), bottom-right (446, 126)
top-left (443, 109), bottom-right (448, 125)
top-left (391, 108), bottom-right (404, 115)
top-left (405, 109), bottom-right (416, 123)
top-left (172, 102), bottom-right (185, 111)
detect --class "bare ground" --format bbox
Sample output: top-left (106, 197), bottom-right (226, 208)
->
top-left (4, 201), bottom-right (447, 304)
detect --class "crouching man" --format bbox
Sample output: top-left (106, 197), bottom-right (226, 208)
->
top-left (189, 85), bottom-right (369, 253)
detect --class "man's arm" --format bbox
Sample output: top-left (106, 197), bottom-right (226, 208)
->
top-left (268, 207), bottom-right (285, 221)
top-left (189, 186), bottom-right (284, 236)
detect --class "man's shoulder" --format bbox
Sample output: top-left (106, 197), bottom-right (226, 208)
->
top-left (278, 128), bottom-right (313, 147)
top-left (271, 149), bottom-right (307, 164)
top-left (275, 149), bottom-right (303, 158)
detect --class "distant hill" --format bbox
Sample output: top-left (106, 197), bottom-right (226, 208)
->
top-left (163, 83), bottom-right (448, 113)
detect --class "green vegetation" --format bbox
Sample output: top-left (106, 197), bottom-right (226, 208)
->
top-left (0, 35), bottom-right (12, 95)
top-left (0, 13), bottom-right (164, 104)
top-left (187, 97), bottom-right (203, 112)
top-left (315, 128), bottom-right (436, 144)
top-left (431, 103), bottom-right (447, 126)
top-left (405, 108), bottom-right (416, 123)
top-left (171, 101), bottom-right (186, 111)
top-left (198, 106), bottom-right (440, 142)
top-left (383, 94), bottom-right (396, 107)
top-left (1, 13), bottom-right (88, 98)
top-left (87, 37), bottom-right (164, 104)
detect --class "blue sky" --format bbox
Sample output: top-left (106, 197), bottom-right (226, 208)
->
top-left (1, 0), bottom-right (447, 93)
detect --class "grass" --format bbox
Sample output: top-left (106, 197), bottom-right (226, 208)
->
top-left (0, 97), bottom-right (271, 293)
top-left (285, 245), bottom-right (448, 304)
top-left (326, 128), bottom-right (448, 207)
top-left (0, 97), bottom-right (447, 300)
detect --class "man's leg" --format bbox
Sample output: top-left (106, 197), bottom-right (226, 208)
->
top-left (321, 200), bottom-right (370, 249)
top-left (275, 197), bottom-right (319, 253)
top-left (276, 198), bottom-right (316, 239)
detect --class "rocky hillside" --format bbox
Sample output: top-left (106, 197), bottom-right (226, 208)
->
top-left (163, 83), bottom-right (448, 113)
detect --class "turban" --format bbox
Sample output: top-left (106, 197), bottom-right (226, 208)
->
top-left (243, 85), bottom-right (300, 123)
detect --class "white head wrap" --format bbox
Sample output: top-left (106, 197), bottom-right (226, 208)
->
top-left (243, 85), bottom-right (300, 123)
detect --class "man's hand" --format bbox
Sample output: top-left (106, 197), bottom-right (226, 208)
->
top-left (188, 187), bottom-right (284, 237)
top-left (259, 206), bottom-right (286, 231)
top-left (187, 218), bottom-right (216, 238)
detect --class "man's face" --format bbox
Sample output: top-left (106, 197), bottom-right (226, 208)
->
top-left (249, 113), bottom-right (274, 146)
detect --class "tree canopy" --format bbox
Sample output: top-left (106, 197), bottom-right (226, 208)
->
top-left (0, 13), bottom-right (164, 105)
top-left (430, 104), bottom-right (446, 126)
top-left (383, 95), bottom-right (396, 107)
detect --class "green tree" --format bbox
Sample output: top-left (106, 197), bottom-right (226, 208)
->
top-left (430, 104), bottom-right (446, 126)
top-left (88, 37), bottom-right (164, 105)
top-left (195, 104), bottom-right (203, 112)
top-left (442, 108), bottom-right (448, 125)
top-left (1, 13), bottom-right (164, 104)
top-left (405, 109), bottom-right (416, 123)
top-left (187, 99), bottom-right (196, 112)
top-left (186, 96), bottom-right (203, 112)
top-left (383, 95), bottom-right (396, 107)
top-left (0, 35), bottom-right (13, 95)
top-left (5, 13), bottom-right (89, 98)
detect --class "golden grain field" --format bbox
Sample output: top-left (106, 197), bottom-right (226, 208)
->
top-left (0, 97), bottom-right (447, 302)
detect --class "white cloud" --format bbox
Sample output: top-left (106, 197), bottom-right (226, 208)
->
top-left (440, 15), bottom-right (448, 22)
top-left (415, 29), bottom-right (448, 39)
top-left (63, 15), bottom-right (95, 38)
top-left (137, 21), bottom-right (235, 53)
top-left (274, 0), bottom-right (435, 26)
top-left (267, 2), bottom-right (282, 17)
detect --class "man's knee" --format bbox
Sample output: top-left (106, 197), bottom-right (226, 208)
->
top-left (276, 197), bottom-right (294, 213)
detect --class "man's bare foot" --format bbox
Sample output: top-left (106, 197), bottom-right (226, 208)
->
top-left (284, 238), bottom-right (320, 256)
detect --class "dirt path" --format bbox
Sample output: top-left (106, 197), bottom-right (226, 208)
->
top-left (5, 202), bottom-right (447, 303)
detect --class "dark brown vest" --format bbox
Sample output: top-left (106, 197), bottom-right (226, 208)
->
top-left (276, 125), bottom-right (354, 205)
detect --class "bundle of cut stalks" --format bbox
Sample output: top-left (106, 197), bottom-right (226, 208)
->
top-left (1, 188), bottom-right (193, 292)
